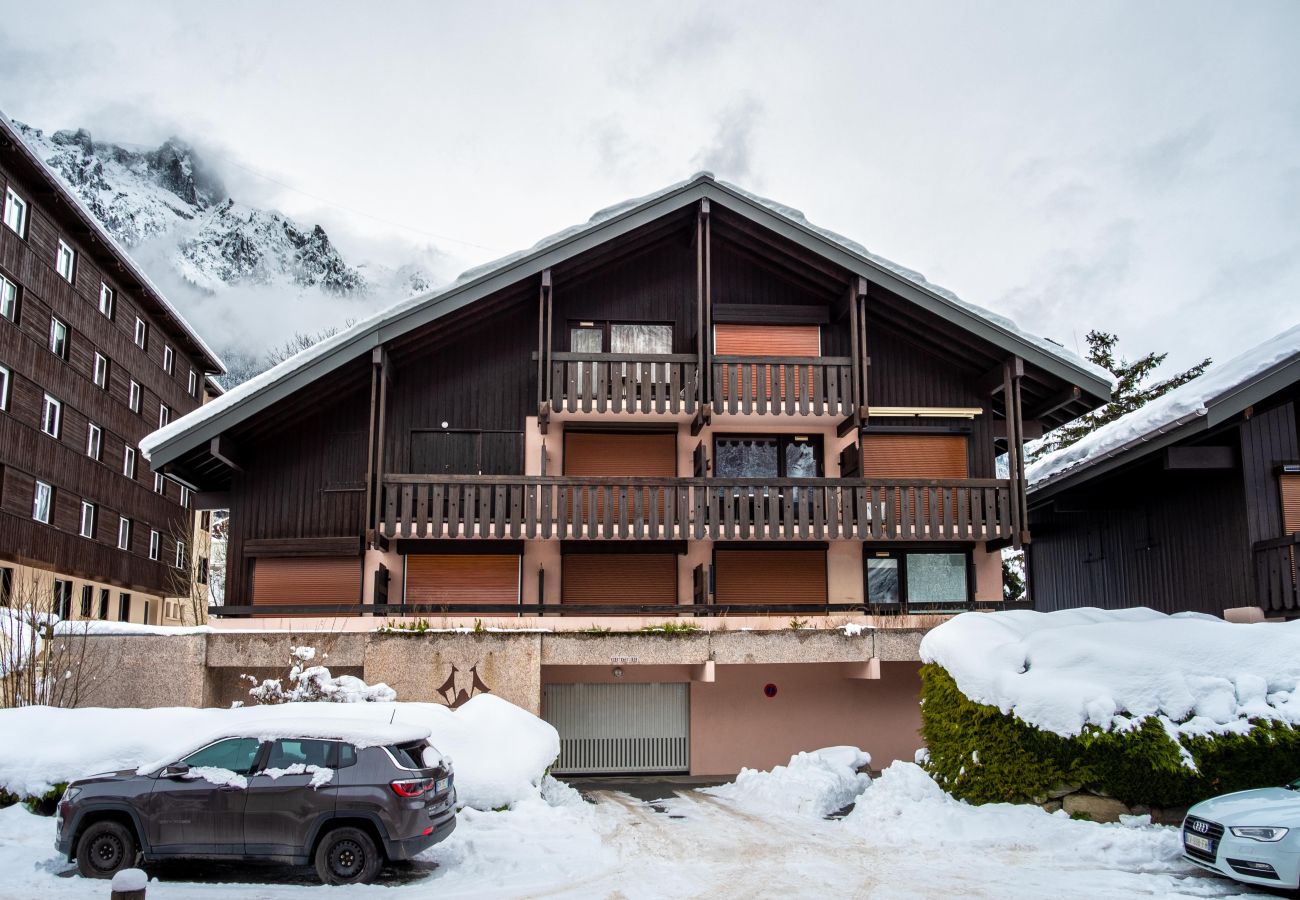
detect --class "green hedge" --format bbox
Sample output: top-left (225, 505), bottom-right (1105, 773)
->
top-left (920, 663), bottom-right (1300, 808)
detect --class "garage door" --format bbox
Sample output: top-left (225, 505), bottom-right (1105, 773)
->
top-left (405, 554), bottom-right (519, 605)
top-left (543, 683), bottom-right (689, 774)
top-left (714, 549), bottom-right (827, 605)
top-left (251, 557), bottom-right (360, 612)
top-left (562, 553), bottom-right (677, 608)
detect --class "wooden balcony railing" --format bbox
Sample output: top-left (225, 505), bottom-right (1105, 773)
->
top-left (549, 353), bottom-right (698, 415)
top-left (711, 356), bottom-right (854, 416)
top-left (1254, 534), bottom-right (1299, 613)
top-left (379, 475), bottom-right (1014, 542)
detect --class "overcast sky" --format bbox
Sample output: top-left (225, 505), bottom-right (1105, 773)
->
top-left (2, 1), bottom-right (1298, 374)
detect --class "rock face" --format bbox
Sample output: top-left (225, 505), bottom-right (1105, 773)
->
top-left (13, 121), bottom-right (429, 300)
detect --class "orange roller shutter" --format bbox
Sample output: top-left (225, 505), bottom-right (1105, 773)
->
top-left (714, 324), bottom-right (820, 402)
top-left (562, 553), bottom-right (677, 605)
top-left (405, 554), bottom-right (519, 605)
top-left (564, 432), bottom-right (676, 523)
top-left (860, 434), bottom-right (969, 478)
top-left (251, 557), bottom-right (360, 609)
top-left (713, 549), bottom-right (827, 604)
top-left (1282, 474), bottom-right (1300, 534)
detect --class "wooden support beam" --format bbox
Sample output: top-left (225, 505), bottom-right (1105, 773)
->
top-left (192, 491), bottom-right (231, 510)
top-left (363, 347), bottom-right (383, 544)
top-left (836, 413), bottom-right (860, 438)
top-left (690, 406), bottom-right (710, 437)
top-left (696, 202), bottom-right (706, 411)
top-left (541, 268), bottom-right (553, 409)
top-left (1027, 385), bottom-right (1082, 421)
top-left (209, 434), bottom-right (244, 472)
top-left (993, 419), bottom-right (1044, 441)
top-left (702, 200), bottom-right (712, 407)
top-left (979, 357), bottom-right (1023, 396)
top-left (371, 349), bottom-right (392, 533)
top-left (856, 277), bottom-right (869, 419)
top-left (1002, 358), bottom-right (1026, 550)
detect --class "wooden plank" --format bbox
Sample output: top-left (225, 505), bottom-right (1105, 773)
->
top-left (540, 483), bottom-right (552, 539)
top-left (812, 487), bottom-right (824, 540)
top-left (415, 484), bottom-right (430, 539)
top-left (525, 483), bottom-right (536, 539)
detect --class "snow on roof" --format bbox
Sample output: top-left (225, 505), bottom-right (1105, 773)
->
top-left (141, 173), bottom-right (1112, 462)
top-left (1028, 323), bottom-right (1300, 489)
top-left (0, 109), bottom-right (225, 373)
top-left (920, 607), bottom-right (1300, 741)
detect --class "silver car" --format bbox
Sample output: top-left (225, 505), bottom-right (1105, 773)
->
top-left (1181, 777), bottom-right (1300, 890)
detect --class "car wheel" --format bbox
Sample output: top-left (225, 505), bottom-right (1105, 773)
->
top-left (314, 826), bottom-right (383, 886)
top-left (75, 820), bottom-right (137, 879)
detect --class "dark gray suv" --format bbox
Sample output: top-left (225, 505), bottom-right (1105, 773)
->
top-left (55, 721), bottom-right (456, 885)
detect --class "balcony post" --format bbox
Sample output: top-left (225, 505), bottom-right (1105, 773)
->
top-left (538, 269), bottom-right (552, 433)
top-left (370, 348), bottom-right (392, 539)
top-left (1002, 356), bottom-right (1027, 548)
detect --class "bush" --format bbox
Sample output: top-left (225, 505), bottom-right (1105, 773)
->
top-left (920, 663), bottom-right (1300, 808)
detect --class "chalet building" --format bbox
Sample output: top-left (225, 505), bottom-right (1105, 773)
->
top-left (142, 174), bottom-right (1112, 773)
top-left (1027, 325), bottom-right (1300, 620)
top-left (0, 112), bottom-right (225, 625)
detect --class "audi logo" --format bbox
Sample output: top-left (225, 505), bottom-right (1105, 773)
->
top-left (1192, 821), bottom-right (1209, 834)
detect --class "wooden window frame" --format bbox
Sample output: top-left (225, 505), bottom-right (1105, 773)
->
top-left (863, 547), bottom-right (974, 612)
top-left (566, 319), bottom-right (676, 353)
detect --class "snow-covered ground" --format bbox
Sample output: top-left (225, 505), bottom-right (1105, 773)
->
top-left (0, 753), bottom-right (1262, 899)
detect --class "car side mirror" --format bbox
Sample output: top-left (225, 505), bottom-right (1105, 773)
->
top-left (161, 763), bottom-right (191, 779)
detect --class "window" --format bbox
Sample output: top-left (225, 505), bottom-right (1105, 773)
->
top-left (0, 364), bottom-right (8, 411)
top-left (53, 579), bottom-right (72, 619)
top-left (93, 352), bottom-right (109, 389)
top-left (154, 472), bottom-right (165, 494)
top-left (188, 369), bottom-right (198, 396)
top-left (180, 486), bottom-right (190, 508)
top-left (0, 567), bottom-right (11, 607)
top-left (174, 539), bottom-right (186, 569)
top-left (266, 738), bottom-right (335, 770)
top-left (143, 599), bottom-right (150, 623)
top-left (117, 516), bottom-right (131, 551)
top-left (118, 592), bottom-right (131, 622)
top-left (86, 422), bottom-right (102, 460)
top-left (865, 551), bottom-right (970, 611)
top-left (713, 434), bottom-right (822, 479)
top-left (98, 283), bottom-right (115, 319)
top-left (199, 510), bottom-right (211, 531)
top-left (97, 588), bottom-right (109, 619)
top-left (568, 321), bottom-right (674, 354)
top-left (134, 316), bottom-right (147, 350)
top-left (181, 737), bottom-right (261, 774)
top-left (0, 273), bottom-right (17, 323)
top-left (80, 585), bottom-right (93, 618)
top-left (79, 500), bottom-right (96, 538)
top-left (149, 529), bottom-right (160, 560)
top-left (3, 187), bottom-right (28, 237)
top-left (197, 556), bottom-right (209, 585)
top-left (163, 345), bottom-right (174, 373)
top-left (56, 239), bottom-right (76, 283)
top-left (41, 393), bottom-right (61, 438)
top-left (129, 379), bottom-right (141, 413)
top-left (32, 481), bottom-right (52, 523)
top-left (123, 446), bottom-right (137, 479)
top-left (158, 404), bottom-right (170, 427)
top-left (49, 316), bottom-right (69, 359)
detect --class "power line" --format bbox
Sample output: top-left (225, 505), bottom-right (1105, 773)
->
top-left (209, 152), bottom-right (501, 252)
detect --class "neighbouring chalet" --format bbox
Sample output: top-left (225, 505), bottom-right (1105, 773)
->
top-left (1027, 325), bottom-right (1300, 620)
top-left (141, 173), bottom-right (1113, 774)
top-left (0, 111), bottom-right (224, 624)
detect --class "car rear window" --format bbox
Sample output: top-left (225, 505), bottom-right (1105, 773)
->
top-left (387, 741), bottom-right (429, 770)
top-left (266, 739), bottom-right (335, 769)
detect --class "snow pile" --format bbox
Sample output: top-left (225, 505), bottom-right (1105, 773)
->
top-left (262, 764), bottom-right (334, 788)
top-left (843, 763), bottom-right (1181, 872)
top-left (243, 645), bottom-right (396, 704)
top-left (0, 695), bottom-right (557, 809)
top-left (110, 868), bottom-right (148, 892)
top-left (1029, 324), bottom-right (1300, 487)
top-left (921, 607), bottom-right (1300, 738)
top-left (51, 620), bottom-right (212, 637)
top-left (704, 746), bottom-right (872, 818)
top-left (183, 766), bottom-right (248, 790)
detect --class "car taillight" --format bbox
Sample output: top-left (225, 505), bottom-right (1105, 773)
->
top-left (390, 778), bottom-right (436, 798)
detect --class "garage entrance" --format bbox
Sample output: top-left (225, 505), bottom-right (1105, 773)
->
top-left (543, 683), bottom-right (689, 775)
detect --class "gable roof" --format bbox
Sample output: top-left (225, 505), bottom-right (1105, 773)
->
top-left (140, 172), bottom-right (1114, 468)
top-left (0, 110), bottom-right (224, 374)
top-left (1028, 323), bottom-right (1300, 497)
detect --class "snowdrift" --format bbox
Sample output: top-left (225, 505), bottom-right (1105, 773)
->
top-left (703, 746), bottom-right (872, 818)
top-left (0, 694), bottom-right (557, 810)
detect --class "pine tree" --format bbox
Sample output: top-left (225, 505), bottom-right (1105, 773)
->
top-left (1028, 330), bottom-right (1211, 461)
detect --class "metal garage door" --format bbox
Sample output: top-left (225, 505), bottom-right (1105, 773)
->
top-left (543, 683), bottom-right (689, 774)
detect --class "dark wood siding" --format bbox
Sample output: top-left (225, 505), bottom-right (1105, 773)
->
top-left (0, 153), bottom-right (204, 595)
top-left (1239, 401), bottom-right (1298, 545)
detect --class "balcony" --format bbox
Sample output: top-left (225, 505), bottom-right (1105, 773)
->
top-left (379, 475), bottom-right (1014, 543)
top-left (711, 356), bottom-right (854, 417)
top-left (548, 353), bottom-right (699, 415)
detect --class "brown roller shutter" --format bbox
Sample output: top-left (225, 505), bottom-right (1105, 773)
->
top-left (562, 553), bottom-right (677, 606)
top-left (714, 324), bottom-right (820, 402)
top-left (714, 549), bottom-right (827, 605)
top-left (565, 432), bottom-right (676, 522)
top-left (251, 557), bottom-right (360, 610)
top-left (1282, 474), bottom-right (1300, 534)
top-left (406, 555), bottom-right (519, 605)
top-left (860, 434), bottom-right (969, 478)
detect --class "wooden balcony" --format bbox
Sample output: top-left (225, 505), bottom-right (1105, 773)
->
top-left (711, 356), bottom-right (854, 416)
top-left (1254, 534), bottom-right (1299, 613)
top-left (549, 353), bottom-right (699, 415)
top-left (379, 475), bottom-right (1014, 542)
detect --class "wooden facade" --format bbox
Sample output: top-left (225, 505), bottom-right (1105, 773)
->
top-left (143, 176), bottom-right (1109, 617)
top-left (1029, 386), bottom-right (1300, 618)
top-left (0, 118), bottom-right (221, 601)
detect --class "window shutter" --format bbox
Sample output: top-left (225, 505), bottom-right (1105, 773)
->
top-left (405, 555), bottom-right (519, 605)
top-left (714, 324), bottom-right (820, 402)
top-left (860, 434), bottom-right (969, 478)
top-left (1282, 473), bottom-right (1300, 534)
top-left (251, 557), bottom-right (360, 611)
top-left (562, 553), bottom-right (677, 605)
top-left (713, 549), bottom-right (827, 605)
top-left (564, 432), bottom-right (676, 522)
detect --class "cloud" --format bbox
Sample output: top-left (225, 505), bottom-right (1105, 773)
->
top-left (1121, 119), bottom-right (1216, 189)
top-left (691, 96), bottom-right (763, 182)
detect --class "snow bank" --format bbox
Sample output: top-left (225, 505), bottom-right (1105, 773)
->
top-left (51, 620), bottom-right (212, 637)
top-left (920, 607), bottom-right (1300, 738)
top-left (703, 746), bottom-right (872, 818)
top-left (1028, 324), bottom-right (1300, 487)
top-left (0, 694), bottom-right (558, 809)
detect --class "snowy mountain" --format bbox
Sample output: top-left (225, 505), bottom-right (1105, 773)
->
top-left (13, 122), bottom-right (437, 313)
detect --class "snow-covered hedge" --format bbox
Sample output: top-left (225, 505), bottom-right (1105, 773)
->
top-left (0, 695), bottom-right (557, 811)
top-left (918, 609), bottom-right (1300, 807)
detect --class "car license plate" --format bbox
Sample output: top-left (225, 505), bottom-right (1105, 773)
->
top-left (435, 777), bottom-right (449, 792)
top-left (1185, 834), bottom-right (1212, 853)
